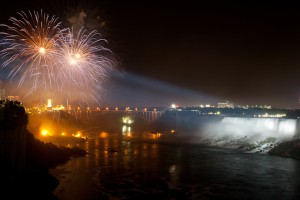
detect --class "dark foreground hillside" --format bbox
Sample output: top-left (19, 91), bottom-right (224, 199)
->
top-left (2, 130), bottom-right (86, 199)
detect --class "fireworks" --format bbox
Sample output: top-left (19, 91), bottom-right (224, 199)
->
top-left (58, 27), bottom-right (111, 90)
top-left (0, 10), bottom-right (63, 89)
top-left (0, 10), bottom-right (112, 104)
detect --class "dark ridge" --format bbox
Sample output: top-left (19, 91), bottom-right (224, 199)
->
top-left (2, 130), bottom-right (87, 199)
top-left (0, 100), bottom-right (87, 199)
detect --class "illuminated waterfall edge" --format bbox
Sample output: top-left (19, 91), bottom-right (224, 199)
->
top-left (199, 117), bottom-right (297, 153)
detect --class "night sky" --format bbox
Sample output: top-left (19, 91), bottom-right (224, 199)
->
top-left (2, 0), bottom-right (300, 108)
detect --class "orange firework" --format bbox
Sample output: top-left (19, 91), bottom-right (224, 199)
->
top-left (0, 10), bottom-right (113, 105)
top-left (0, 10), bottom-right (64, 91)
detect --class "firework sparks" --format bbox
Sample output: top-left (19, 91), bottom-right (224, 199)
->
top-left (0, 10), bottom-right (64, 91)
top-left (53, 27), bottom-right (112, 103)
top-left (0, 10), bottom-right (113, 104)
top-left (58, 27), bottom-right (111, 89)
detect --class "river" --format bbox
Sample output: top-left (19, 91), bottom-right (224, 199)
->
top-left (49, 129), bottom-right (300, 200)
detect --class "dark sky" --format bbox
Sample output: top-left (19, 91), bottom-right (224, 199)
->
top-left (2, 0), bottom-right (300, 108)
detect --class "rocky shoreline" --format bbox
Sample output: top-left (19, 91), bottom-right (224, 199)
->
top-left (268, 139), bottom-right (300, 160)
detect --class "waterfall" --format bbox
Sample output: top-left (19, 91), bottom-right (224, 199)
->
top-left (201, 117), bottom-right (297, 152)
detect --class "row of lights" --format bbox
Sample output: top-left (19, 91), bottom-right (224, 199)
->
top-left (70, 106), bottom-right (159, 112)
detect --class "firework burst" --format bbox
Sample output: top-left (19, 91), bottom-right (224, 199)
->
top-left (58, 27), bottom-right (111, 93)
top-left (0, 10), bottom-right (65, 91)
top-left (0, 10), bottom-right (113, 105)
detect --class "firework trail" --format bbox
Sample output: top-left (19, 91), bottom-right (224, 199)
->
top-left (0, 10), bottom-right (113, 104)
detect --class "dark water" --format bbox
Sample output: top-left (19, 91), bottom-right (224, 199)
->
top-left (50, 130), bottom-right (300, 200)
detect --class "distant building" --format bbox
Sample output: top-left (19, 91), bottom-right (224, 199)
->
top-left (47, 99), bottom-right (53, 111)
top-left (0, 89), bottom-right (5, 100)
top-left (0, 81), bottom-right (5, 100)
top-left (218, 101), bottom-right (234, 108)
top-left (7, 96), bottom-right (19, 101)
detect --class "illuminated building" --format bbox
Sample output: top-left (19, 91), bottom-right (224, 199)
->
top-left (7, 96), bottom-right (19, 101)
top-left (218, 100), bottom-right (234, 108)
top-left (47, 99), bottom-right (53, 111)
top-left (0, 89), bottom-right (5, 100)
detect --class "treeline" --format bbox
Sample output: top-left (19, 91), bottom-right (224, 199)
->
top-left (170, 107), bottom-right (300, 119)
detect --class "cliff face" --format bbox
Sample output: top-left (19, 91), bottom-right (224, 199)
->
top-left (0, 100), bottom-right (27, 184)
top-left (0, 101), bottom-right (86, 199)
top-left (0, 125), bottom-right (27, 183)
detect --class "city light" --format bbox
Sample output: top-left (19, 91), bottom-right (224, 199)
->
top-left (41, 129), bottom-right (48, 136)
top-left (122, 117), bottom-right (134, 124)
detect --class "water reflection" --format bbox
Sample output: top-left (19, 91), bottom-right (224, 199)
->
top-left (50, 125), bottom-right (300, 200)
